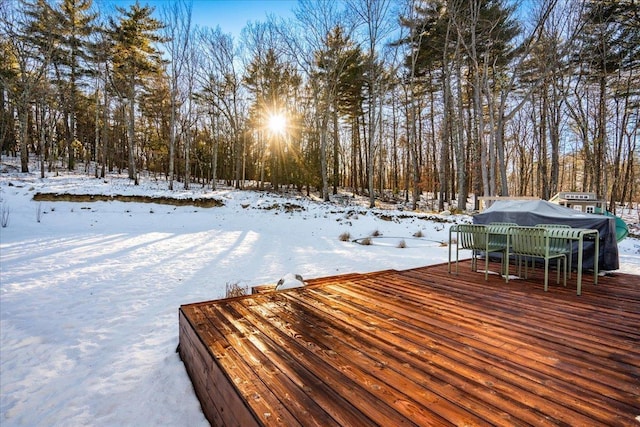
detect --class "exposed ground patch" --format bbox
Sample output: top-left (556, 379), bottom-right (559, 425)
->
top-left (256, 202), bottom-right (306, 212)
top-left (375, 211), bottom-right (454, 224)
top-left (32, 192), bottom-right (224, 208)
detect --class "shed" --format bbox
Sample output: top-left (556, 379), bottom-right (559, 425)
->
top-left (549, 192), bottom-right (607, 214)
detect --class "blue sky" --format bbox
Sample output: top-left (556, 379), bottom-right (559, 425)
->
top-left (96, 0), bottom-right (298, 38)
top-left (190, 0), bottom-right (297, 36)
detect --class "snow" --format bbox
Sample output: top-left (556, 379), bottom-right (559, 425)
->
top-left (1, 158), bottom-right (639, 426)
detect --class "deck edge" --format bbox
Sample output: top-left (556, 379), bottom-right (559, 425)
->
top-left (178, 307), bottom-right (261, 427)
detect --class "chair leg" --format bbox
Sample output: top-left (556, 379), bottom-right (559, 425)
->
top-left (527, 257), bottom-right (535, 279)
top-left (544, 258), bottom-right (549, 292)
top-left (521, 256), bottom-right (532, 279)
top-left (517, 255), bottom-right (522, 278)
top-left (567, 242), bottom-right (573, 279)
top-left (471, 250), bottom-right (477, 272)
top-left (484, 253), bottom-right (489, 281)
top-left (504, 252), bottom-right (509, 278)
top-left (505, 250), bottom-right (510, 283)
top-left (516, 255), bottom-right (522, 277)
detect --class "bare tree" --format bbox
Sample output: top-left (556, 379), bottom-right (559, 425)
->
top-left (0, 0), bottom-right (57, 173)
top-left (196, 26), bottom-right (243, 190)
top-left (395, 0), bottom-right (425, 210)
top-left (162, 0), bottom-right (192, 190)
top-left (273, 0), bottom-right (354, 200)
top-left (182, 31), bottom-right (198, 190)
top-left (347, 0), bottom-right (393, 208)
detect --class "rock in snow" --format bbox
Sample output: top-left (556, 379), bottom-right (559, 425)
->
top-left (275, 273), bottom-right (306, 290)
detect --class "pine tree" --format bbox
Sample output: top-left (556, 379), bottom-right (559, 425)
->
top-left (51, 0), bottom-right (97, 170)
top-left (573, 0), bottom-right (640, 197)
top-left (314, 25), bottom-right (365, 199)
top-left (109, 1), bottom-right (165, 184)
top-left (244, 48), bottom-right (300, 190)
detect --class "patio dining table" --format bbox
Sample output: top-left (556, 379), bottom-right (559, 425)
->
top-left (449, 223), bottom-right (600, 295)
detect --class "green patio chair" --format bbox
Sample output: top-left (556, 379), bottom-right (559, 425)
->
top-left (536, 224), bottom-right (573, 277)
top-left (486, 222), bottom-right (518, 276)
top-left (506, 226), bottom-right (567, 292)
top-left (448, 224), bottom-right (507, 280)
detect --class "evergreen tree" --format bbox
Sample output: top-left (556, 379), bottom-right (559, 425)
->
top-left (573, 0), bottom-right (640, 196)
top-left (0, 35), bottom-right (18, 155)
top-left (399, 0), bottom-right (521, 204)
top-left (314, 25), bottom-right (365, 199)
top-left (244, 47), bottom-right (300, 190)
top-left (51, 0), bottom-right (97, 170)
top-left (109, 1), bottom-right (165, 183)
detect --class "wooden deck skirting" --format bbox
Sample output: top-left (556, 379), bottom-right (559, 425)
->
top-left (178, 261), bottom-right (640, 426)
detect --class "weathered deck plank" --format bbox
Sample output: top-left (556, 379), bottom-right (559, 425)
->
top-left (179, 260), bottom-right (640, 426)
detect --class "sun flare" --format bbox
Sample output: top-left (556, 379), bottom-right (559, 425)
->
top-left (268, 113), bottom-right (287, 135)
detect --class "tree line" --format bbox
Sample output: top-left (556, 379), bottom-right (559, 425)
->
top-left (0, 0), bottom-right (638, 211)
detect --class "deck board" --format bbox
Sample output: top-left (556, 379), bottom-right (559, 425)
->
top-left (179, 260), bottom-right (640, 426)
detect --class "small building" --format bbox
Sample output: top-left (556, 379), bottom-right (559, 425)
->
top-left (549, 192), bottom-right (607, 214)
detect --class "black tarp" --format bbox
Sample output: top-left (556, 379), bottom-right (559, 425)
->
top-left (474, 200), bottom-right (619, 271)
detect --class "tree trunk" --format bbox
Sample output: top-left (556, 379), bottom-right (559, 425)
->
top-left (168, 90), bottom-right (176, 190)
top-left (19, 104), bottom-right (29, 173)
top-left (549, 83), bottom-right (561, 198)
top-left (39, 103), bottom-right (45, 179)
top-left (320, 111), bottom-right (330, 201)
top-left (210, 113), bottom-right (218, 190)
top-left (368, 93), bottom-right (376, 208)
top-left (332, 101), bottom-right (339, 195)
top-left (409, 89), bottom-right (420, 211)
top-left (454, 54), bottom-right (467, 211)
top-left (184, 125), bottom-right (191, 190)
top-left (594, 75), bottom-right (607, 197)
top-left (127, 94), bottom-right (137, 184)
top-left (101, 87), bottom-right (109, 178)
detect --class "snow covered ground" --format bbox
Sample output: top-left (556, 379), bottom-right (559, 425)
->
top-left (1, 158), bottom-right (639, 426)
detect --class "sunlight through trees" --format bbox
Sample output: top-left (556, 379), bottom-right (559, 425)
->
top-left (0, 0), bottom-right (638, 209)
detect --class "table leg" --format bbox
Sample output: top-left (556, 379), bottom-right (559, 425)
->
top-left (448, 227), bottom-right (453, 273)
top-left (594, 231), bottom-right (599, 285)
top-left (577, 235), bottom-right (583, 296)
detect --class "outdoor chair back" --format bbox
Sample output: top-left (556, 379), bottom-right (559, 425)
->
top-left (448, 224), bottom-right (507, 281)
top-left (486, 222), bottom-right (518, 249)
top-left (536, 224), bottom-right (573, 276)
top-left (507, 226), bottom-right (567, 291)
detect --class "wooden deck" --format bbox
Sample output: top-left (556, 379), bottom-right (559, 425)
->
top-left (178, 260), bottom-right (640, 426)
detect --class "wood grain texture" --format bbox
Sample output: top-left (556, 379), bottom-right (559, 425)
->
top-left (179, 261), bottom-right (640, 426)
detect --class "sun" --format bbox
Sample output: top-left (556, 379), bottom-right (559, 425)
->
top-left (267, 113), bottom-right (287, 136)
